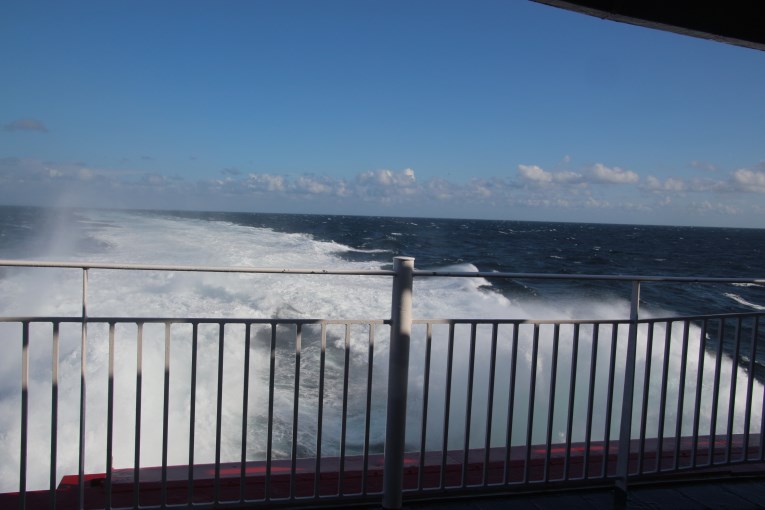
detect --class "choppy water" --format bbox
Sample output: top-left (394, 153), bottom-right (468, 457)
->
top-left (0, 206), bottom-right (764, 491)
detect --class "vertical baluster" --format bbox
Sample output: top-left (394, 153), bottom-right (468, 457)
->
top-left (188, 322), bottom-right (198, 504)
top-left (214, 323), bottom-right (225, 503)
top-left (417, 324), bottom-right (432, 491)
top-left (726, 317), bottom-right (743, 463)
top-left (461, 323), bottom-right (477, 488)
top-left (362, 323), bottom-right (375, 495)
top-left (439, 323), bottom-right (455, 490)
top-left (656, 321), bottom-right (673, 473)
top-left (523, 324), bottom-right (539, 483)
top-left (564, 324), bottom-right (580, 481)
top-left (161, 323), bottom-right (171, 507)
top-left (290, 324), bottom-right (302, 499)
top-left (602, 324), bottom-right (618, 479)
top-left (638, 323), bottom-right (654, 475)
top-left (314, 323), bottom-right (327, 498)
top-left (743, 316), bottom-right (758, 460)
top-left (339, 324), bottom-right (351, 495)
top-left (50, 322), bottom-right (60, 510)
top-left (133, 323), bottom-right (143, 509)
top-left (78, 269), bottom-right (88, 510)
top-left (482, 323), bottom-right (499, 487)
top-left (503, 323), bottom-right (519, 485)
top-left (106, 322), bottom-right (115, 510)
top-left (709, 318), bottom-right (725, 466)
top-left (240, 323), bottom-right (251, 503)
top-left (265, 323), bottom-right (277, 500)
top-left (544, 325), bottom-right (560, 483)
top-left (20, 321), bottom-right (29, 510)
top-left (583, 324), bottom-right (599, 480)
top-left (673, 321), bottom-right (690, 470)
top-left (691, 320), bottom-right (707, 468)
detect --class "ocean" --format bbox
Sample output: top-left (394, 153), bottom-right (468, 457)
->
top-left (2, 206), bottom-right (764, 316)
top-left (1, 205), bottom-right (764, 492)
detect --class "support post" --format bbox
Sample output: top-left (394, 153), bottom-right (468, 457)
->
top-left (615, 281), bottom-right (640, 509)
top-left (383, 257), bottom-right (414, 510)
top-left (79, 268), bottom-right (89, 510)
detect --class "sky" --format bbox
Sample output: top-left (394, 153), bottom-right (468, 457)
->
top-left (2, 0), bottom-right (765, 227)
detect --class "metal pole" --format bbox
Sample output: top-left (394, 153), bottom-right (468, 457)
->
top-left (20, 322), bottom-right (29, 510)
top-left (383, 257), bottom-right (414, 510)
top-left (615, 281), bottom-right (640, 508)
top-left (78, 269), bottom-right (88, 510)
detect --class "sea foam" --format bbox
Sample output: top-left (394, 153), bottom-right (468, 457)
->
top-left (0, 209), bottom-right (761, 491)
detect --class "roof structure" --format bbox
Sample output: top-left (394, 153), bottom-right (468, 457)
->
top-left (532, 0), bottom-right (765, 52)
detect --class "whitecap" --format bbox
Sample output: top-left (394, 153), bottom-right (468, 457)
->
top-left (724, 292), bottom-right (765, 310)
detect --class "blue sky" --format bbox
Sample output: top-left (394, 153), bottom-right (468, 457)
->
top-left (2, 0), bottom-right (764, 227)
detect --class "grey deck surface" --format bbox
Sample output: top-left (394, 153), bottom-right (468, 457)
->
top-left (401, 478), bottom-right (765, 509)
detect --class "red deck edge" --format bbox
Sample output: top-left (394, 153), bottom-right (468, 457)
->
top-left (3, 435), bottom-right (762, 509)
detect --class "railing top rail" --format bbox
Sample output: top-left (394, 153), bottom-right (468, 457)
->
top-left (412, 310), bottom-right (765, 325)
top-left (413, 269), bottom-right (765, 284)
top-left (0, 259), bottom-right (395, 276)
top-left (0, 316), bottom-right (389, 325)
top-left (3, 310), bottom-right (764, 324)
top-left (1, 258), bottom-right (763, 284)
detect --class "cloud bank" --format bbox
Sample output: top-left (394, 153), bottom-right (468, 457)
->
top-left (0, 157), bottom-right (763, 227)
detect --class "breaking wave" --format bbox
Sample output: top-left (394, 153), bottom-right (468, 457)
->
top-left (0, 209), bottom-right (762, 491)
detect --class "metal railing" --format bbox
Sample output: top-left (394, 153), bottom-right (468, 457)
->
top-left (1, 257), bottom-right (764, 510)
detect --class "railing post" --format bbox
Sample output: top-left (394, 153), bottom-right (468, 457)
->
top-left (20, 322), bottom-right (29, 510)
top-left (383, 256), bottom-right (414, 510)
top-left (79, 268), bottom-right (88, 510)
top-left (615, 280), bottom-right (640, 508)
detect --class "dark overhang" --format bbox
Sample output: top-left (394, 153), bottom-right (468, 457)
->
top-left (532, 0), bottom-right (765, 52)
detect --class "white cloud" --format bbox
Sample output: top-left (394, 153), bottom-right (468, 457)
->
top-left (354, 168), bottom-right (419, 203)
top-left (732, 167), bottom-right (765, 193)
top-left (689, 201), bottom-right (741, 215)
top-left (143, 173), bottom-right (166, 185)
top-left (643, 171), bottom-right (762, 195)
top-left (645, 176), bottom-right (687, 192)
top-left (518, 162), bottom-right (638, 187)
top-left (334, 180), bottom-right (352, 197)
top-left (473, 184), bottom-right (492, 197)
top-left (245, 173), bottom-right (285, 192)
top-left (554, 170), bottom-right (582, 183)
top-left (77, 168), bottom-right (95, 180)
top-left (517, 164), bottom-right (582, 185)
top-left (585, 196), bottom-right (610, 208)
top-left (294, 175), bottom-right (333, 194)
top-left (2, 157), bottom-right (764, 227)
top-left (424, 177), bottom-right (455, 200)
top-left (358, 168), bottom-right (416, 187)
top-left (518, 164), bottom-right (552, 183)
top-left (587, 163), bottom-right (639, 184)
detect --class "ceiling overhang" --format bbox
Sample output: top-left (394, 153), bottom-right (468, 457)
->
top-left (532, 0), bottom-right (765, 52)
